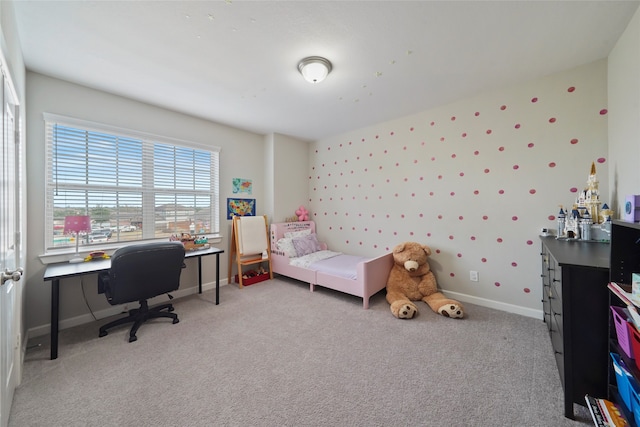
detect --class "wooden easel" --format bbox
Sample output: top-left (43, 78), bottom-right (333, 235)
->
top-left (228, 215), bottom-right (273, 288)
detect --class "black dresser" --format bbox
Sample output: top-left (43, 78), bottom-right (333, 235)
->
top-left (540, 236), bottom-right (610, 419)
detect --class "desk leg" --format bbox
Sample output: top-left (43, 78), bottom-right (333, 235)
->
top-left (197, 257), bottom-right (202, 294)
top-left (215, 253), bottom-right (220, 305)
top-left (51, 279), bottom-right (60, 360)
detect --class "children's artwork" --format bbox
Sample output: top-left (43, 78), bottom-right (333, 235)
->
top-left (232, 178), bottom-right (252, 194)
top-left (227, 198), bottom-right (256, 219)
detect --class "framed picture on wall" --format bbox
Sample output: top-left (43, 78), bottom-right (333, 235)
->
top-left (227, 198), bottom-right (256, 219)
top-left (232, 178), bottom-right (252, 194)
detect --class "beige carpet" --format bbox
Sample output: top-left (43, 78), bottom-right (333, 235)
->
top-left (10, 277), bottom-right (592, 426)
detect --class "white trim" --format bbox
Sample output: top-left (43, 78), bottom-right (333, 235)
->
top-left (26, 279), bottom-right (230, 338)
top-left (441, 289), bottom-right (543, 320)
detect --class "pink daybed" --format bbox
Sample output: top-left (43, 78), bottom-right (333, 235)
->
top-left (270, 221), bottom-right (393, 309)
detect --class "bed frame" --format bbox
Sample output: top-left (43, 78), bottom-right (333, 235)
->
top-left (270, 221), bottom-right (393, 309)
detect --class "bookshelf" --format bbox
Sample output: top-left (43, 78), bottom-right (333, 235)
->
top-left (606, 220), bottom-right (640, 426)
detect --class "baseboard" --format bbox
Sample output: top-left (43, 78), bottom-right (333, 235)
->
top-left (27, 278), bottom-right (230, 338)
top-left (441, 289), bottom-right (543, 320)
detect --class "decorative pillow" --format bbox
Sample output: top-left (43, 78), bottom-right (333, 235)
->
top-left (276, 238), bottom-right (298, 258)
top-left (284, 228), bottom-right (312, 239)
top-left (292, 233), bottom-right (322, 257)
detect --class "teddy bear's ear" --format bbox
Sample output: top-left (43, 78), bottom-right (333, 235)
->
top-left (422, 245), bottom-right (432, 256)
top-left (393, 243), bottom-right (406, 253)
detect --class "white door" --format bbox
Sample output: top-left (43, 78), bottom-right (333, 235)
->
top-left (0, 64), bottom-right (22, 427)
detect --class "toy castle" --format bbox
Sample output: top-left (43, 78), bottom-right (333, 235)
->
top-left (556, 162), bottom-right (613, 241)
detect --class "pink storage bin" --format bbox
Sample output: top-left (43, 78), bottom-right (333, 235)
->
top-left (612, 306), bottom-right (635, 359)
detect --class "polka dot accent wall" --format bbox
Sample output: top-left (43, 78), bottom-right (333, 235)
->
top-left (309, 60), bottom-right (608, 312)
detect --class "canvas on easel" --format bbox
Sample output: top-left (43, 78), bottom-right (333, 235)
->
top-left (228, 215), bottom-right (273, 288)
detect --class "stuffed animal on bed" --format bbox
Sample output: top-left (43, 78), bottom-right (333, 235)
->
top-left (386, 242), bottom-right (464, 319)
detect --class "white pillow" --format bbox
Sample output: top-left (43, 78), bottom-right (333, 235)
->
top-left (292, 234), bottom-right (322, 257)
top-left (284, 228), bottom-right (312, 239)
top-left (276, 238), bottom-right (298, 258)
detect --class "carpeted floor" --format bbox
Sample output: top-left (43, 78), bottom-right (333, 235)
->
top-left (10, 277), bottom-right (593, 426)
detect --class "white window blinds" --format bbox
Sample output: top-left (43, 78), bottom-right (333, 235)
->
top-left (44, 113), bottom-right (220, 252)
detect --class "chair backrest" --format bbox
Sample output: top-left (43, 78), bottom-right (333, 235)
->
top-left (105, 242), bottom-right (186, 305)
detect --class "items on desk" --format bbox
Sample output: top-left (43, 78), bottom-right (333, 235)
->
top-left (64, 215), bottom-right (92, 263)
top-left (169, 233), bottom-right (210, 251)
top-left (84, 250), bottom-right (110, 262)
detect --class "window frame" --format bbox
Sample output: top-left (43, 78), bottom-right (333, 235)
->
top-left (43, 113), bottom-right (221, 256)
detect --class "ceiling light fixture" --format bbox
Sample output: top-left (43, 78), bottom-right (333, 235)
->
top-left (298, 56), bottom-right (332, 84)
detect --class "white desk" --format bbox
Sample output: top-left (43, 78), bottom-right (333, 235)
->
top-left (43, 246), bottom-right (224, 359)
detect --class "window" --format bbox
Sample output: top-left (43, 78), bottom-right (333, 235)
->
top-left (44, 113), bottom-right (220, 252)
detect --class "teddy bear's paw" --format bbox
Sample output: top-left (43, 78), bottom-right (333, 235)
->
top-left (396, 303), bottom-right (417, 319)
top-left (438, 304), bottom-right (464, 319)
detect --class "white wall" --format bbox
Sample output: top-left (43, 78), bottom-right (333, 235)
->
top-left (608, 7), bottom-right (640, 214)
top-left (311, 60), bottom-right (609, 318)
top-left (25, 72), bottom-right (266, 335)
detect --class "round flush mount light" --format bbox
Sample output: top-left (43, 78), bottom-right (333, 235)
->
top-left (298, 56), bottom-right (332, 84)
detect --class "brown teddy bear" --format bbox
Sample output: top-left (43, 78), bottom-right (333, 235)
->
top-left (386, 242), bottom-right (464, 319)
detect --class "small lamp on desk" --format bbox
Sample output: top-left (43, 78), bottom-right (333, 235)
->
top-left (64, 215), bottom-right (91, 263)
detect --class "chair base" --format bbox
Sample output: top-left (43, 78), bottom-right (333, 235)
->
top-left (99, 299), bottom-right (179, 342)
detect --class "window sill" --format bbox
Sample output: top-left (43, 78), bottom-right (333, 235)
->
top-left (39, 235), bottom-right (223, 265)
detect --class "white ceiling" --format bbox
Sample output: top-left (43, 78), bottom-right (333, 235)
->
top-left (12, 0), bottom-right (640, 141)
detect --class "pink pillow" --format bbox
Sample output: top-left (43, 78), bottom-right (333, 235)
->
top-left (292, 234), bottom-right (321, 257)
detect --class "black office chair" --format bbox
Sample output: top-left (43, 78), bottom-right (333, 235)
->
top-left (98, 241), bottom-right (186, 342)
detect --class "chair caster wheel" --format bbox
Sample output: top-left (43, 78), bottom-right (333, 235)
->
top-left (173, 318), bottom-right (179, 324)
top-left (128, 335), bottom-right (137, 343)
top-left (168, 306), bottom-right (175, 312)
top-left (99, 330), bottom-right (107, 337)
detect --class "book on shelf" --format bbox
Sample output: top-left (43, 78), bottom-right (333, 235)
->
top-left (585, 395), bottom-right (631, 426)
top-left (609, 282), bottom-right (640, 331)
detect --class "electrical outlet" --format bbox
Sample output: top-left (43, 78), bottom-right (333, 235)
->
top-left (470, 270), bottom-right (479, 282)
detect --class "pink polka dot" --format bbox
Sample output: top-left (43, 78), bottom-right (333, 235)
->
top-left (457, 253), bottom-right (462, 258)
top-left (449, 235), bottom-right (454, 240)
top-left (482, 215), bottom-right (488, 220)
top-left (438, 215), bottom-right (443, 219)
top-left (451, 154), bottom-right (456, 158)
top-left (470, 236), bottom-right (476, 240)
top-left (474, 112), bottom-right (480, 116)
top-left (515, 124), bottom-right (521, 129)
top-left (570, 138), bottom-right (578, 145)
top-left (512, 216), bottom-right (518, 221)
top-left (548, 215), bottom-right (556, 221)
top-left (548, 162), bottom-right (556, 168)
top-left (484, 169), bottom-right (490, 174)
top-left (529, 189), bottom-right (536, 194)
top-left (430, 121), bottom-right (435, 126)
top-left (513, 164), bottom-right (519, 170)
top-left (450, 192), bottom-right (455, 196)
top-left (527, 143), bottom-right (534, 148)
top-left (497, 238), bottom-right (503, 243)
top-left (474, 151), bottom-right (480, 155)
top-left (451, 116), bottom-right (456, 121)
top-left (440, 137), bottom-right (445, 142)
top-left (458, 216), bottom-right (464, 220)
top-left (498, 189), bottom-right (504, 195)
top-left (450, 273), bottom-right (455, 277)
top-left (524, 288), bottom-right (531, 293)
top-left (600, 109), bottom-right (608, 115)
top-left (549, 118), bottom-right (556, 123)
top-left (495, 282), bottom-right (501, 287)
top-left (498, 146), bottom-right (505, 152)
top-left (526, 240), bottom-right (533, 245)
top-left (531, 97), bottom-right (538, 103)
top-left (473, 190), bottom-right (479, 195)
top-left (500, 105), bottom-right (507, 110)
top-left (511, 262), bottom-right (518, 267)
top-left (570, 187), bottom-right (578, 193)
top-left (481, 258), bottom-right (487, 263)
top-left (410, 127), bottom-right (414, 131)
top-left (486, 129), bottom-right (492, 134)
top-left (462, 133), bottom-right (467, 137)
top-left (597, 157), bottom-right (606, 163)
top-left (568, 86), bottom-right (575, 93)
